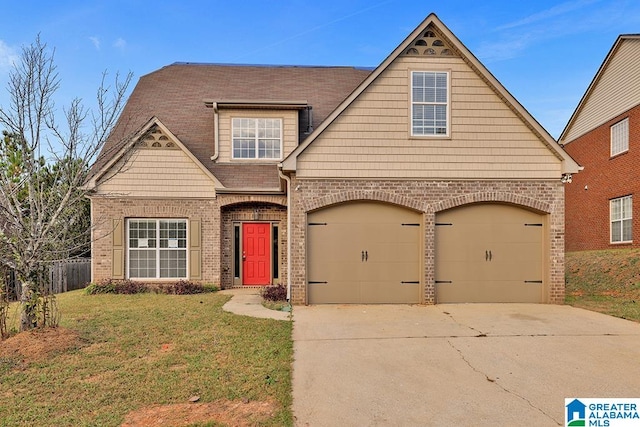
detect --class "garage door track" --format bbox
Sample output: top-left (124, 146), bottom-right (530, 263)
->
top-left (292, 304), bottom-right (640, 426)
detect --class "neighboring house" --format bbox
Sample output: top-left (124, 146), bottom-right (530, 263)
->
top-left (85, 14), bottom-right (579, 304)
top-left (559, 35), bottom-right (640, 252)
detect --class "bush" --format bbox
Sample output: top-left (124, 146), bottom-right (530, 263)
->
top-left (85, 279), bottom-right (148, 295)
top-left (160, 280), bottom-right (205, 295)
top-left (261, 284), bottom-right (288, 302)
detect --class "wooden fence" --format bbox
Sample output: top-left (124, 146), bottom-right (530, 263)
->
top-left (2, 259), bottom-right (91, 301)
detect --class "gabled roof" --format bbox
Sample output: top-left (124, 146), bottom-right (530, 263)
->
top-left (84, 116), bottom-right (223, 190)
top-left (559, 34), bottom-right (640, 144)
top-left (282, 13), bottom-right (580, 175)
top-left (89, 63), bottom-right (371, 189)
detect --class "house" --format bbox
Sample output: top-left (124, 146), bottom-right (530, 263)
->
top-left (559, 35), bottom-right (640, 252)
top-left (85, 13), bottom-right (579, 304)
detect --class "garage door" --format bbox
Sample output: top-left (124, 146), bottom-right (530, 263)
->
top-left (435, 203), bottom-right (545, 303)
top-left (307, 201), bottom-right (421, 304)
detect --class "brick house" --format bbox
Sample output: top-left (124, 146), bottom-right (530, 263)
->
top-left (559, 35), bottom-right (640, 252)
top-left (86, 14), bottom-right (579, 304)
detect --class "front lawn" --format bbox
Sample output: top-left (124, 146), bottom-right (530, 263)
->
top-left (0, 291), bottom-right (293, 426)
top-left (565, 249), bottom-right (640, 322)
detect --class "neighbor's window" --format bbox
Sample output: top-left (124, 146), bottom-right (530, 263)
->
top-left (611, 118), bottom-right (629, 156)
top-left (611, 196), bottom-right (632, 243)
top-left (232, 118), bottom-right (282, 159)
top-left (411, 71), bottom-right (449, 136)
top-left (128, 219), bottom-right (187, 278)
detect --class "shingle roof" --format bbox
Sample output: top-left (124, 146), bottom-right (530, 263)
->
top-left (91, 63), bottom-right (372, 189)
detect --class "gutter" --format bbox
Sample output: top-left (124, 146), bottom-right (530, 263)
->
top-left (277, 166), bottom-right (292, 302)
top-left (205, 101), bottom-right (220, 162)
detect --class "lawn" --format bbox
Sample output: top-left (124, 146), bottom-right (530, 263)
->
top-left (565, 248), bottom-right (640, 322)
top-left (0, 291), bottom-right (293, 426)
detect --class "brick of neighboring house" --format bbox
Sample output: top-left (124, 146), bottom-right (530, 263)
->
top-left (287, 178), bottom-right (566, 305)
top-left (563, 103), bottom-right (640, 251)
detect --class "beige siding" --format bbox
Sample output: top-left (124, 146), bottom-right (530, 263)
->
top-left (563, 39), bottom-right (640, 143)
top-left (217, 109), bottom-right (299, 163)
top-left (296, 56), bottom-right (562, 179)
top-left (96, 147), bottom-right (217, 198)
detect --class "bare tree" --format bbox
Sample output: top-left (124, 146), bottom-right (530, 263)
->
top-left (0, 35), bottom-right (132, 331)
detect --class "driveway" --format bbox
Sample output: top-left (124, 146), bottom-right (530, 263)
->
top-left (292, 304), bottom-right (640, 426)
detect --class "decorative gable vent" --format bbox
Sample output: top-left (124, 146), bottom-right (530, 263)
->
top-left (138, 125), bottom-right (179, 149)
top-left (404, 26), bottom-right (458, 57)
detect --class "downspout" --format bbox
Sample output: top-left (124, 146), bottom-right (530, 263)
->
top-left (278, 167), bottom-right (292, 301)
top-left (210, 102), bottom-right (220, 161)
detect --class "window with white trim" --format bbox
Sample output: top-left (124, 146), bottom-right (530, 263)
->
top-left (411, 71), bottom-right (449, 136)
top-left (232, 118), bottom-right (282, 159)
top-left (128, 219), bottom-right (187, 278)
top-left (611, 118), bottom-right (629, 156)
top-left (611, 196), bottom-right (632, 243)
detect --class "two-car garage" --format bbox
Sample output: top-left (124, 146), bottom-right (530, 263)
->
top-left (306, 201), bottom-right (547, 304)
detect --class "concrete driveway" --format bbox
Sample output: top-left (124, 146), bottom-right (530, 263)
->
top-left (292, 304), bottom-right (640, 426)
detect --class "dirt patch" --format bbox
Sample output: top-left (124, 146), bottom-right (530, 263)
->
top-left (0, 327), bottom-right (81, 364)
top-left (121, 399), bottom-right (278, 427)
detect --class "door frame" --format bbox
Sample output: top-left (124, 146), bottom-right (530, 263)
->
top-left (232, 221), bottom-right (281, 286)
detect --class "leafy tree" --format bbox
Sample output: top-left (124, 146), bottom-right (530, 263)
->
top-left (0, 35), bottom-right (132, 331)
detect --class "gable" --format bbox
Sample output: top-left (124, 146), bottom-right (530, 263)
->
top-left (292, 21), bottom-right (570, 180)
top-left (93, 124), bottom-right (218, 198)
top-left (561, 37), bottom-right (640, 144)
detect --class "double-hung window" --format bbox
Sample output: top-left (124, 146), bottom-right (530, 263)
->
top-left (611, 118), bottom-right (629, 156)
top-left (411, 71), bottom-right (449, 136)
top-left (232, 118), bottom-right (282, 159)
top-left (128, 219), bottom-right (187, 278)
top-left (610, 196), bottom-right (632, 243)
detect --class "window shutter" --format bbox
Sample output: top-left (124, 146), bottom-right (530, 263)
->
top-left (112, 219), bottom-right (124, 279)
top-left (189, 219), bottom-right (202, 280)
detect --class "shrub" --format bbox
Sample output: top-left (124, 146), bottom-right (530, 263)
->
top-left (85, 279), bottom-right (148, 295)
top-left (160, 280), bottom-right (205, 295)
top-left (261, 284), bottom-right (288, 302)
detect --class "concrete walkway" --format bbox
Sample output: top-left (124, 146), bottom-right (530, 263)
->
top-left (220, 288), bottom-right (291, 321)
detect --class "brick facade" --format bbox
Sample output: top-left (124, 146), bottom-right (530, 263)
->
top-left (90, 194), bottom-right (287, 288)
top-left (288, 178), bottom-right (566, 305)
top-left (563, 103), bottom-right (640, 251)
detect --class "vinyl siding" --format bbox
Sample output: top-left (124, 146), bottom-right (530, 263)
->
top-left (95, 147), bottom-right (217, 198)
top-left (217, 109), bottom-right (299, 163)
top-left (563, 39), bottom-right (640, 143)
top-left (296, 55), bottom-right (562, 179)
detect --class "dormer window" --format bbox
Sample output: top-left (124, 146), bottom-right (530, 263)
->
top-left (232, 118), bottom-right (282, 159)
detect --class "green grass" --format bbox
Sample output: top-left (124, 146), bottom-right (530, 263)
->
top-left (566, 249), bottom-right (640, 322)
top-left (0, 291), bottom-right (293, 426)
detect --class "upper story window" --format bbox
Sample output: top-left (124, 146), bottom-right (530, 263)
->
top-left (411, 71), bottom-right (449, 137)
top-left (128, 219), bottom-right (187, 279)
top-left (610, 118), bottom-right (629, 157)
top-left (610, 195), bottom-right (632, 243)
top-left (232, 118), bottom-right (282, 159)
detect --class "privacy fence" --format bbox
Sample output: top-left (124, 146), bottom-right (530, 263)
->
top-left (1, 259), bottom-right (91, 301)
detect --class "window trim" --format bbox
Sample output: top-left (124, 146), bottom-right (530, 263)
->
top-left (610, 118), bottom-right (629, 157)
top-left (410, 70), bottom-right (451, 138)
top-left (231, 117), bottom-right (283, 160)
top-left (126, 218), bottom-right (189, 279)
top-left (610, 195), bottom-right (632, 244)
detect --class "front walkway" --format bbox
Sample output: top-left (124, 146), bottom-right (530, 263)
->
top-left (220, 288), bottom-right (290, 321)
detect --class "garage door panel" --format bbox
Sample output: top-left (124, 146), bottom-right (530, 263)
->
top-left (436, 203), bottom-right (546, 303)
top-left (307, 202), bottom-right (421, 304)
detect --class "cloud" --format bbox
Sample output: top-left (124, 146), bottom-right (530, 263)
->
top-left (113, 38), bottom-right (127, 51)
top-left (495, 0), bottom-right (602, 31)
top-left (0, 39), bottom-right (18, 71)
top-left (89, 36), bottom-right (100, 50)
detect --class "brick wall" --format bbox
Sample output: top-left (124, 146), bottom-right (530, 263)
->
top-left (90, 194), bottom-right (287, 287)
top-left (563, 104), bottom-right (640, 251)
top-left (288, 178), bottom-right (566, 305)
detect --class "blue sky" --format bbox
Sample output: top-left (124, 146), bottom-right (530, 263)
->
top-left (1, 0), bottom-right (639, 138)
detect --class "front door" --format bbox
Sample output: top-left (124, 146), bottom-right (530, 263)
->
top-left (242, 223), bottom-right (271, 285)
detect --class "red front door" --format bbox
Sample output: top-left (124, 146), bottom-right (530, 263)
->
top-left (242, 223), bottom-right (271, 285)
